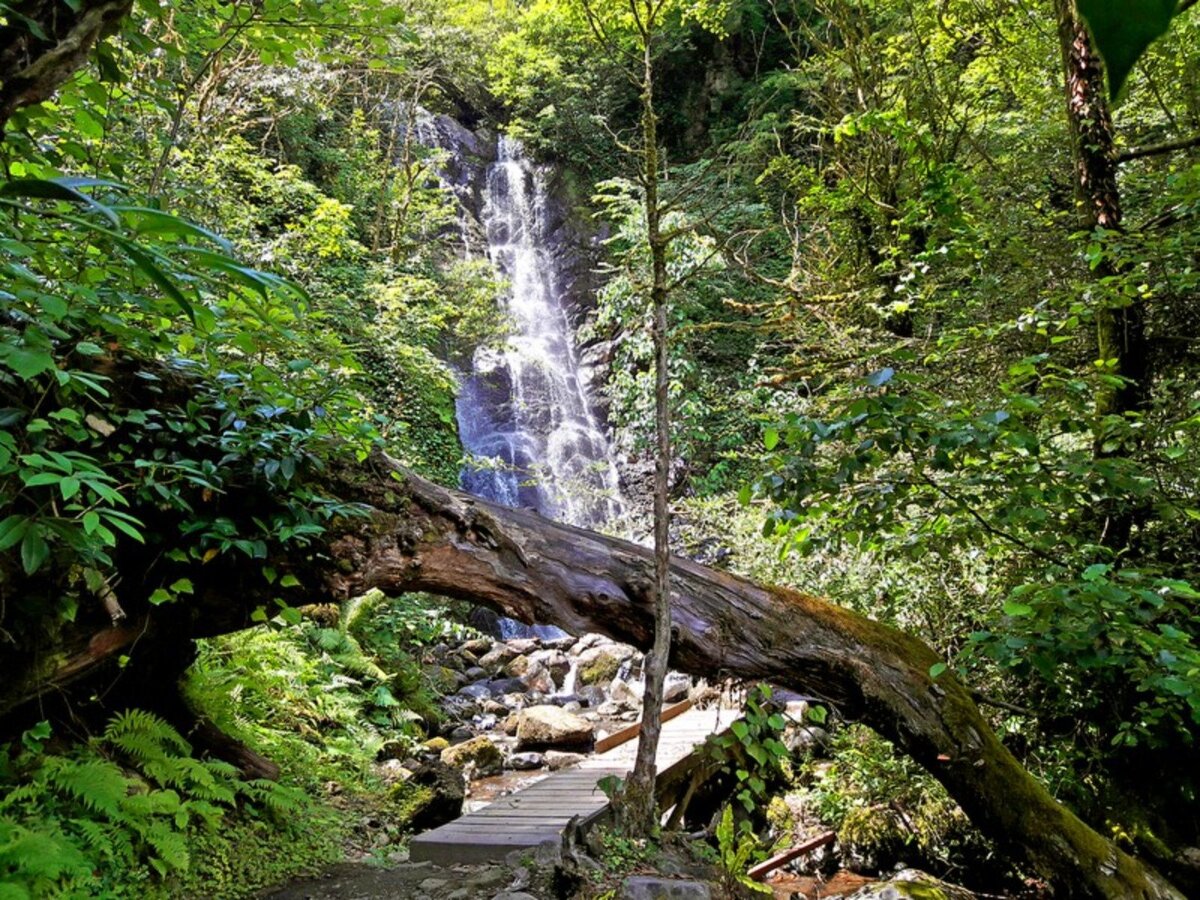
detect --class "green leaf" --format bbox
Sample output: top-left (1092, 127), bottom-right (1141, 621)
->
top-left (115, 238), bottom-right (196, 323)
top-left (112, 206), bottom-right (234, 252)
top-left (1, 346), bottom-right (56, 379)
top-left (929, 662), bottom-right (948, 679)
top-left (59, 476), bottom-right (81, 500)
top-left (21, 528), bottom-right (49, 574)
top-left (0, 177), bottom-right (121, 225)
top-left (1077, 0), bottom-right (1178, 100)
top-left (279, 573), bottom-right (301, 588)
top-left (0, 515), bottom-right (28, 550)
top-left (148, 588), bottom-right (172, 606)
top-left (763, 428), bottom-right (779, 450)
top-left (1003, 599), bottom-right (1034, 617)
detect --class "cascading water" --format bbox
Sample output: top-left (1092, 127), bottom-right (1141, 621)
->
top-left (418, 126), bottom-right (623, 639)
top-left (457, 137), bottom-right (623, 532)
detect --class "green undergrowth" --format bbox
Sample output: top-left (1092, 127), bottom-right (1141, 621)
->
top-left (0, 709), bottom-right (338, 899)
top-left (793, 725), bottom-right (1007, 887)
top-left (1, 592), bottom-right (468, 898)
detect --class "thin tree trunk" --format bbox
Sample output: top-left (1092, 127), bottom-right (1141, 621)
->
top-left (621, 2), bottom-right (673, 837)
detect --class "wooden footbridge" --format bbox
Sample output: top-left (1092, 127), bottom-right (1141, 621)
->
top-left (409, 703), bottom-right (733, 864)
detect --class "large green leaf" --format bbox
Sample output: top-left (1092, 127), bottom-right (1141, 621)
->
top-left (1077, 0), bottom-right (1179, 100)
top-left (0, 177), bottom-right (122, 225)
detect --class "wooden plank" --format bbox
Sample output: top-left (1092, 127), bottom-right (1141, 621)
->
top-left (746, 831), bottom-right (837, 881)
top-left (409, 704), bottom-right (736, 866)
top-left (593, 700), bottom-right (693, 753)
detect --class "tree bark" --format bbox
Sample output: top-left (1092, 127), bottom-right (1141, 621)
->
top-left (2, 449), bottom-right (1182, 899)
top-left (1054, 0), bottom-right (1149, 425)
top-left (0, 0), bottom-right (131, 133)
top-left (622, 0), bottom-right (674, 838)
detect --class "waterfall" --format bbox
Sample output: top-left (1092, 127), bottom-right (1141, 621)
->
top-left (417, 122), bottom-right (624, 639)
top-left (457, 137), bottom-right (623, 530)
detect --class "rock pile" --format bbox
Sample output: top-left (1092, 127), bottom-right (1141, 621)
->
top-left (418, 631), bottom-right (698, 781)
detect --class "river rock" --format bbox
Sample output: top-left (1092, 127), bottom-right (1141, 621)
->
top-left (545, 750), bottom-right (585, 769)
top-left (457, 649), bottom-right (480, 667)
top-left (542, 636), bottom-right (576, 651)
top-left (501, 713), bottom-right (521, 735)
top-left (447, 724), bottom-right (474, 743)
top-left (441, 735), bottom-right (503, 775)
top-left (620, 876), bottom-right (713, 899)
top-left (461, 637), bottom-right (492, 655)
top-left (506, 751), bottom-right (544, 770)
top-left (516, 705), bottom-right (595, 749)
top-left (504, 655), bottom-right (531, 677)
top-left (530, 649), bottom-right (571, 683)
top-left (577, 648), bottom-right (622, 685)
top-left (507, 638), bottom-right (539, 655)
top-left (571, 633), bottom-right (607, 655)
top-left (489, 677), bottom-right (526, 695)
top-left (576, 684), bottom-right (607, 708)
top-left (846, 869), bottom-right (976, 899)
top-left (520, 662), bottom-right (556, 694)
top-left (478, 644), bottom-right (519, 672)
top-left (609, 676), bottom-right (642, 706)
top-left (662, 672), bottom-right (691, 703)
top-left (459, 681), bottom-right (492, 701)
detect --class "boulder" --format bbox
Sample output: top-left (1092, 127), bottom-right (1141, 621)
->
top-left (507, 638), bottom-right (539, 655)
top-left (504, 654), bottom-right (531, 677)
top-left (577, 649), bottom-right (622, 685)
top-left (516, 705), bottom-right (595, 750)
top-left (478, 644), bottom-right (519, 672)
top-left (620, 876), bottom-right (713, 899)
top-left (441, 735), bottom-right (503, 775)
top-left (662, 672), bottom-right (691, 703)
top-left (402, 760), bottom-right (464, 832)
top-left (847, 869), bottom-right (976, 899)
top-left (506, 751), bottom-right (545, 770)
top-left (501, 713), bottom-right (522, 735)
top-left (545, 750), bottom-right (585, 770)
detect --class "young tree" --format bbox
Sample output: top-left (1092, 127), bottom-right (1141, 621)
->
top-left (577, 0), bottom-right (676, 836)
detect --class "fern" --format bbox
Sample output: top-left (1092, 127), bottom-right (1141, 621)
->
top-left (43, 759), bottom-right (127, 817)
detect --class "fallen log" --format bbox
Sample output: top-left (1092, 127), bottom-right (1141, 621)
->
top-left (0, 449), bottom-right (1183, 899)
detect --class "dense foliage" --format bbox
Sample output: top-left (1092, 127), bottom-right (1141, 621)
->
top-left (1, 0), bottom-right (1198, 894)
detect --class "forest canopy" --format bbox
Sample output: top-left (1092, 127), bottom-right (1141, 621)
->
top-left (0, 0), bottom-right (1198, 897)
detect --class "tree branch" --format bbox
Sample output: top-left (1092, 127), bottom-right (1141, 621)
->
top-left (1117, 132), bottom-right (1200, 163)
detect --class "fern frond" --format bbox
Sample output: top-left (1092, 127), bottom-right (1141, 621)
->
top-left (43, 759), bottom-right (127, 817)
